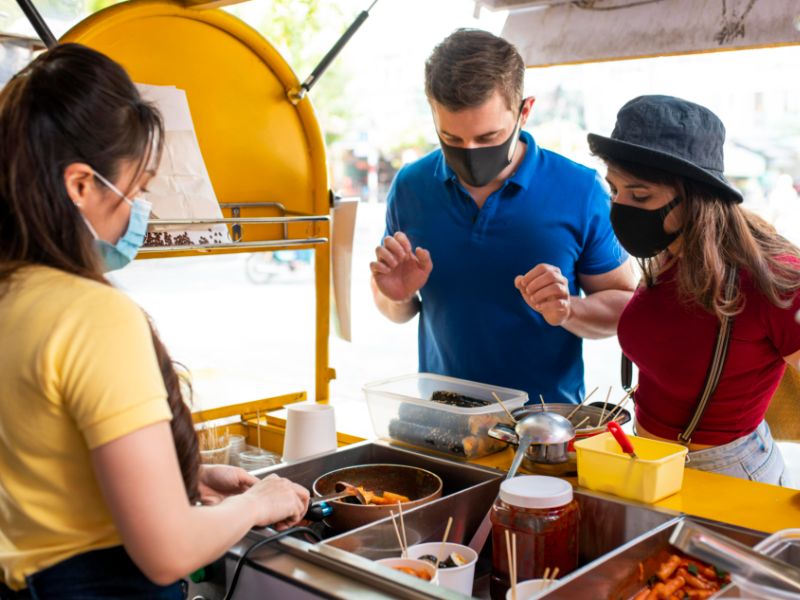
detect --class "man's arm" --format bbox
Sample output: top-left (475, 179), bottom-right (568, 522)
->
top-left (566, 259), bottom-right (638, 338)
top-left (515, 258), bottom-right (637, 339)
top-left (371, 276), bottom-right (421, 323)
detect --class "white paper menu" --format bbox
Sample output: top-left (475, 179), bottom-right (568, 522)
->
top-left (136, 83), bottom-right (230, 248)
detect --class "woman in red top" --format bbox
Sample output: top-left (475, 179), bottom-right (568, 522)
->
top-left (588, 95), bottom-right (800, 485)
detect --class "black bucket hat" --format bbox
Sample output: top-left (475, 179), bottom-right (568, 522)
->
top-left (587, 95), bottom-right (743, 203)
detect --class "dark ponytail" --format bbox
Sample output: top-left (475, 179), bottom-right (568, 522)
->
top-left (0, 43), bottom-right (200, 501)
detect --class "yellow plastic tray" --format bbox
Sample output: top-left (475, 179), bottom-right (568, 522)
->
top-left (574, 432), bottom-right (688, 503)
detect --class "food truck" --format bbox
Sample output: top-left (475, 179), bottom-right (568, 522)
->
top-left (7, 0), bottom-right (800, 597)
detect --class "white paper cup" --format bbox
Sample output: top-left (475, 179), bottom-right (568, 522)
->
top-left (282, 403), bottom-right (337, 461)
top-left (376, 557), bottom-right (439, 585)
top-left (506, 579), bottom-right (554, 600)
top-left (407, 542), bottom-right (477, 595)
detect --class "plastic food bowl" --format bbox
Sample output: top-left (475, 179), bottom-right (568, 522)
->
top-left (375, 557), bottom-right (439, 586)
top-left (574, 432), bottom-right (687, 503)
top-left (407, 542), bottom-right (478, 595)
top-left (363, 373), bottom-right (527, 459)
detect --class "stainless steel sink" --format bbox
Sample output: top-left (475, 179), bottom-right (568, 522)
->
top-left (215, 441), bottom-right (767, 600)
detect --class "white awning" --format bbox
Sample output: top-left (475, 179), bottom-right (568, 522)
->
top-left (478, 0), bottom-right (800, 67)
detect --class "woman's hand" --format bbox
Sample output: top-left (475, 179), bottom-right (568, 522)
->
top-left (243, 474), bottom-right (310, 530)
top-left (198, 464), bottom-right (258, 505)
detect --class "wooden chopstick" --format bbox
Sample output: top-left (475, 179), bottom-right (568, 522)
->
top-left (492, 392), bottom-right (517, 423)
top-left (566, 386), bottom-right (599, 421)
top-left (434, 517), bottom-right (453, 575)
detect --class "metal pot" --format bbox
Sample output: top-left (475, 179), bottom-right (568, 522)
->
top-left (488, 403), bottom-right (633, 467)
top-left (312, 464), bottom-right (443, 532)
top-left (488, 411), bottom-right (574, 465)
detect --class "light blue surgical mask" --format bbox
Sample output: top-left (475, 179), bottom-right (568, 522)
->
top-left (84, 170), bottom-right (152, 272)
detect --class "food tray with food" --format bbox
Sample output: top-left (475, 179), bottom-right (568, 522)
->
top-left (363, 373), bottom-right (528, 459)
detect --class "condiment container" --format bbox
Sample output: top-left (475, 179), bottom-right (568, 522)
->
top-left (363, 373), bottom-right (527, 459)
top-left (489, 476), bottom-right (579, 600)
top-left (574, 432), bottom-right (687, 503)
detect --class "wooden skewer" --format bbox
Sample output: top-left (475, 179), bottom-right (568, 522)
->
top-left (574, 416), bottom-right (590, 430)
top-left (551, 567), bottom-right (559, 581)
top-left (397, 500), bottom-right (408, 558)
top-left (566, 386), bottom-right (599, 421)
top-left (492, 392), bottom-right (517, 423)
top-left (599, 385), bottom-right (638, 426)
top-left (512, 532), bottom-right (517, 600)
top-left (390, 511), bottom-right (406, 558)
top-left (256, 409), bottom-right (262, 449)
top-left (538, 394), bottom-right (547, 412)
top-left (543, 567), bottom-right (551, 581)
top-left (506, 530), bottom-right (517, 600)
top-left (434, 517), bottom-right (453, 575)
top-left (599, 386), bottom-right (612, 426)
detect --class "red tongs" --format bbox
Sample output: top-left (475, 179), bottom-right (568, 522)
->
top-left (607, 421), bottom-right (639, 459)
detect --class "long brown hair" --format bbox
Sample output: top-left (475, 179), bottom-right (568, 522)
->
top-left (0, 43), bottom-right (200, 501)
top-left (596, 156), bottom-right (800, 321)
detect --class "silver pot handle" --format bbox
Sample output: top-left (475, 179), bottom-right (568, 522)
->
top-left (488, 423), bottom-right (519, 445)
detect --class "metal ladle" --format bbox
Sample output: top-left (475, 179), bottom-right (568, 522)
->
top-left (469, 412), bottom-right (575, 554)
top-left (490, 410), bottom-right (576, 470)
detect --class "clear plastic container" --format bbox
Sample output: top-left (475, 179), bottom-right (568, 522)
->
top-left (733, 529), bottom-right (800, 599)
top-left (200, 442), bottom-right (231, 465)
top-left (238, 448), bottom-right (281, 471)
top-left (363, 373), bottom-right (528, 459)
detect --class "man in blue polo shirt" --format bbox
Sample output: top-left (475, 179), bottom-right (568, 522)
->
top-left (369, 29), bottom-right (635, 404)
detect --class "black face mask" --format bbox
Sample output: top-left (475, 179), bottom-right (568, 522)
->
top-left (610, 196), bottom-right (683, 258)
top-left (439, 107), bottom-right (524, 188)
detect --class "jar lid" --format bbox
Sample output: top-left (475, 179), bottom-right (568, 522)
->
top-left (499, 476), bottom-right (573, 509)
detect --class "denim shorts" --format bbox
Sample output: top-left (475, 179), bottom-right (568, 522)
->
top-left (0, 546), bottom-right (184, 600)
top-left (686, 421), bottom-right (791, 487)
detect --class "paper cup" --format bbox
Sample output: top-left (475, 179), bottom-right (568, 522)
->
top-left (282, 403), bottom-right (337, 461)
top-left (407, 542), bottom-right (477, 595)
top-left (506, 579), bottom-right (554, 600)
top-left (376, 557), bottom-right (438, 586)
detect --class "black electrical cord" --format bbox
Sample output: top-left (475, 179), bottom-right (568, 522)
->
top-left (223, 526), bottom-right (321, 600)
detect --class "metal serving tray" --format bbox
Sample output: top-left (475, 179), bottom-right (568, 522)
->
top-left (214, 442), bottom-right (767, 600)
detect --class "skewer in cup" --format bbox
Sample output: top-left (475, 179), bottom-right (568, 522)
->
top-left (512, 532), bottom-right (517, 600)
top-left (492, 392), bottom-right (517, 424)
top-left (390, 510), bottom-right (407, 558)
top-left (505, 530), bottom-right (517, 600)
top-left (397, 501), bottom-right (408, 558)
top-left (434, 517), bottom-right (453, 575)
top-left (538, 394), bottom-right (547, 412)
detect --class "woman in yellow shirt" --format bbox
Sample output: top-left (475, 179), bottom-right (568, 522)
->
top-left (0, 44), bottom-right (309, 598)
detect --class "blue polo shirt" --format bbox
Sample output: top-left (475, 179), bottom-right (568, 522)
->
top-left (384, 130), bottom-right (627, 404)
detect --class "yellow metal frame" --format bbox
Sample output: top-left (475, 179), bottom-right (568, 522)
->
top-left (61, 0), bottom-right (333, 406)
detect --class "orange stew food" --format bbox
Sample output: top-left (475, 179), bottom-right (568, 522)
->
top-left (632, 553), bottom-right (729, 600)
top-left (392, 566), bottom-right (432, 581)
top-left (357, 486), bottom-right (410, 505)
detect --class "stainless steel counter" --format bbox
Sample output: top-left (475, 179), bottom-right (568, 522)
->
top-left (195, 441), bottom-right (768, 600)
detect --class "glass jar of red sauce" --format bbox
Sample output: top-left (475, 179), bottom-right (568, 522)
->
top-left (489, 476), bottom-right (579, 600)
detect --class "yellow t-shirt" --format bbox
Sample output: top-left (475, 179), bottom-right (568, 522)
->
top-left (0, 266), bottom-right (172, 590)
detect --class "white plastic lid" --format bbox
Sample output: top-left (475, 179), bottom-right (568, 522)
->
top-left (499, 476), bottom-right (573, 509)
